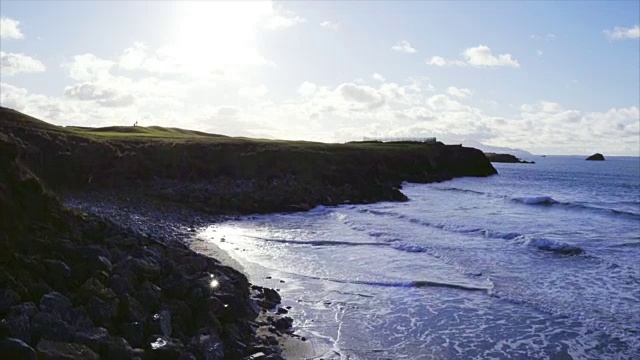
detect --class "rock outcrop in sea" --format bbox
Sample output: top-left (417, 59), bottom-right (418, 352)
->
top-left (586, 153), bottom-right (605, 161)
top-left (484, 153), bottom-right (535, 164)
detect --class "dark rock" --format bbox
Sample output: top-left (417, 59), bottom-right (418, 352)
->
top-left (273, 317), bottom-right (293, 333)
top-left (86, 296), bottom-right (119, 328)
top-left (100, 336), bottom-right (134, 360)
top-left (149, 310), bottom-right (172, 337)
top-left (137, 281), bottom-right (162, 312)
top-left (188, 333), bottom-right (224, 360)
top-left (95, 256), bottom-right (113, 274)
top-left (0, 289), bottom-right (21, 314)
top-left (8, 302), bottom-right (38, 319)
top-left (118, 294), bottom-right (148, 324)
top-left (40, 292), bottom-right (73, 322)
top-left (120, 321), bottom-right (145, 348)
top-left (0, 337), bottom-right (36, 360)
top-left (110, 274), bottom-right (134, 298)
top-left (68, 307), bottom-right (94, 331)
top-left (36, 339), bottom-right (99, 360)
top-left (146, 336), bottom-right (185, 360)
top-left (586, 153), bottom-right (605, 161)
top-left (2, 312), bottom-right (31, 342)
top-left (31, 312), bottom-right (73, 342)
top-left (42, 260), bottom-right (72, 288)
top-left (73, 327), bottom-right (109, 353)
top-left (484, 153), bottom-right (534, 164)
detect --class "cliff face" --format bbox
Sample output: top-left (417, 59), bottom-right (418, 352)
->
top-left (484, 152), bottom-right (534, 164)
top-left (0, 107), bottom-right (496, 213)
top-left (1, 133), bottom-right (296, 359)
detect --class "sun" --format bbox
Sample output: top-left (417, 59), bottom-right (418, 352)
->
top-left (172, 1), bottom-right (272, 73)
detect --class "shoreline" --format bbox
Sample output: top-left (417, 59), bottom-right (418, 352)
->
top-left (64, 192), bottom-right (319, 359)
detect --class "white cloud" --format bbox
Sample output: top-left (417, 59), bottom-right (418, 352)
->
top-left (426, 56), bottom-right (467, 67)
top-left (521, 101), bottom-right (563, 113)
top-left (64, 54), bottom-right (115, 81)
top-left (529, 33), bottom-right (556, 41)
top-left (319, 21), bottom-right (339, 31)
top-left (372, 73), bottom-right (386, 82)
top-left (391, 40), bottom-right (417, 54)
top-left (338, 83), bottom-right (386, 110)
top-left (64, 82), bottom-right (135, 108)
top-left (426, 94), bottom-right (467, 111)
top-left (298, 81), bottom-right (318, 97)
top-left (238, 85), bottom-right (268, 97)
top-left (536, 49), bottom-right (543, 58)
top-left (446, 86), bottom-right (472, 98)
top-left (604, 25), bottom-right (640, 40)
top-left (427, 45), bottom-right (520, 68)
top-left (119, 42), bottom-right (147, 70)
top-left (0, 17), bottom-right (24, 39)
top-left (0, 52), bottom-right (45, 76)
top-left (265, 11), bottom-right (307, 30)
top-left (463, 45), bottom-right (520, 68)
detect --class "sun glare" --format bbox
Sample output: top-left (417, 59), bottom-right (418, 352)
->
top-left (172, 1), bottom-right (272, 73)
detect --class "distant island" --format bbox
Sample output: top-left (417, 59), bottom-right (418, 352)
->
top-left (484, 152), bottom-right (535, 164)
top-left (586, 153), bottom-right (605, 161)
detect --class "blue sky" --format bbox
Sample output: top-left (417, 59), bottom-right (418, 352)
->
top-left (1, 1), bottom-right (639, 155)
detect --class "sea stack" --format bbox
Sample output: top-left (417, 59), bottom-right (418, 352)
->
top-left (586, 153), bottom-right (605, 161)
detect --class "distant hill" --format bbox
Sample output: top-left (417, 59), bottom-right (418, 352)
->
top-left (461, 140), bottom-right (535, 160)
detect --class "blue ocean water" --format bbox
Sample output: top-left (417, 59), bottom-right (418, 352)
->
top-left (194, 156), bottom-right (640, 359)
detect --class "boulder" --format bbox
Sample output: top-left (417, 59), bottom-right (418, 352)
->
top-left (146, 335), bottom-right (185, 360)
top-left (586, 153), bottom-right (605, 161)
top-left (0, 289), bottom-right (21, 313)
top-left (36, 339), bottom-right (99, 360)
top-left (73, 327), bottom-right (109, 353)
top-left (98, 336), bottom-right (134, 360)
top-left (42, 260), bottom-right (72, 289)
top-left (149, 310), bottom-right (172, 337)
top-left (40, 292), bottom-right (73, 322)
top-left (0, 337), bottom-right (36, 360)
top-left (120, 321), bottom-right (145, 348)
top-left (31, 312), bottom-right (74, 342)
top-left (189, 333), bottom-right (224, 360)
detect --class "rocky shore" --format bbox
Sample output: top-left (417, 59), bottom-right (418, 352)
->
top-left (1, 107), bottom-right (498, 359)
top-left (0, 135), bottom-right (298, 360)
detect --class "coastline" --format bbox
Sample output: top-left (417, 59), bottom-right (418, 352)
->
top-left (64, 192), bottom-right (320, 359)
top-left (1, 107), bottom-right (497, 359)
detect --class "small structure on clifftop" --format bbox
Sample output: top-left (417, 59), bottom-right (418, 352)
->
top-left (586, 153), bottom-right (605, 161)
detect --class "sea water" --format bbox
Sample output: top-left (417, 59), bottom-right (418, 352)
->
top-left (194, 156), bottom-right (640, 359)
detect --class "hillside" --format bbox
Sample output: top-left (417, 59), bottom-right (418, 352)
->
top-left (0, 106), bottom-right (497, 214)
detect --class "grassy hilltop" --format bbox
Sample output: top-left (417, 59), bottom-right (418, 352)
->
top-left (0, 106), bottom-right (496, 214)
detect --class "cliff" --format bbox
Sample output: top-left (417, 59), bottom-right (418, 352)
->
top-left (0, 107), bottom-right (497, 214)
top-left (484, 152), bottom-right (535, 164)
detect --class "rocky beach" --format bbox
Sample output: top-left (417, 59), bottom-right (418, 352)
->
top-left (0, 107), bottom-right (497, 359)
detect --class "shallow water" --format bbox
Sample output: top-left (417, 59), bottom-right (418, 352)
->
top-left (194, 156), bottom-right (640, 359)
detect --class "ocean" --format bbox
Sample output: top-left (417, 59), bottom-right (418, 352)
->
top-left (194, 156), bottom-right (640, 359)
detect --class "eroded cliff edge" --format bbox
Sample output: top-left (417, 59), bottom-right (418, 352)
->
top-left (0, 106), bottom-right (496, 214)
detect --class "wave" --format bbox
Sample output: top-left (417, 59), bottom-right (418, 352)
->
top-left (320, 277), bottom-right (492, 292)
top-left (513, 196), bottom-right (558, 205)
top-left (520, 238), bottom-right (584, 256)
top-left (244, 235), bottom-right (388, 248)
top-left (427, 185), bottom-right (640, 220)
top-left (432, 187), bottom-right (488, 196)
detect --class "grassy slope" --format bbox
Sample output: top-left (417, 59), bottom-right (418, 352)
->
top-left (0, 106), bottom-right (496, 213)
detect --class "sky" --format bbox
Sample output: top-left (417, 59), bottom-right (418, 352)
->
top-left (1, 1), bottom-right (639, 155)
